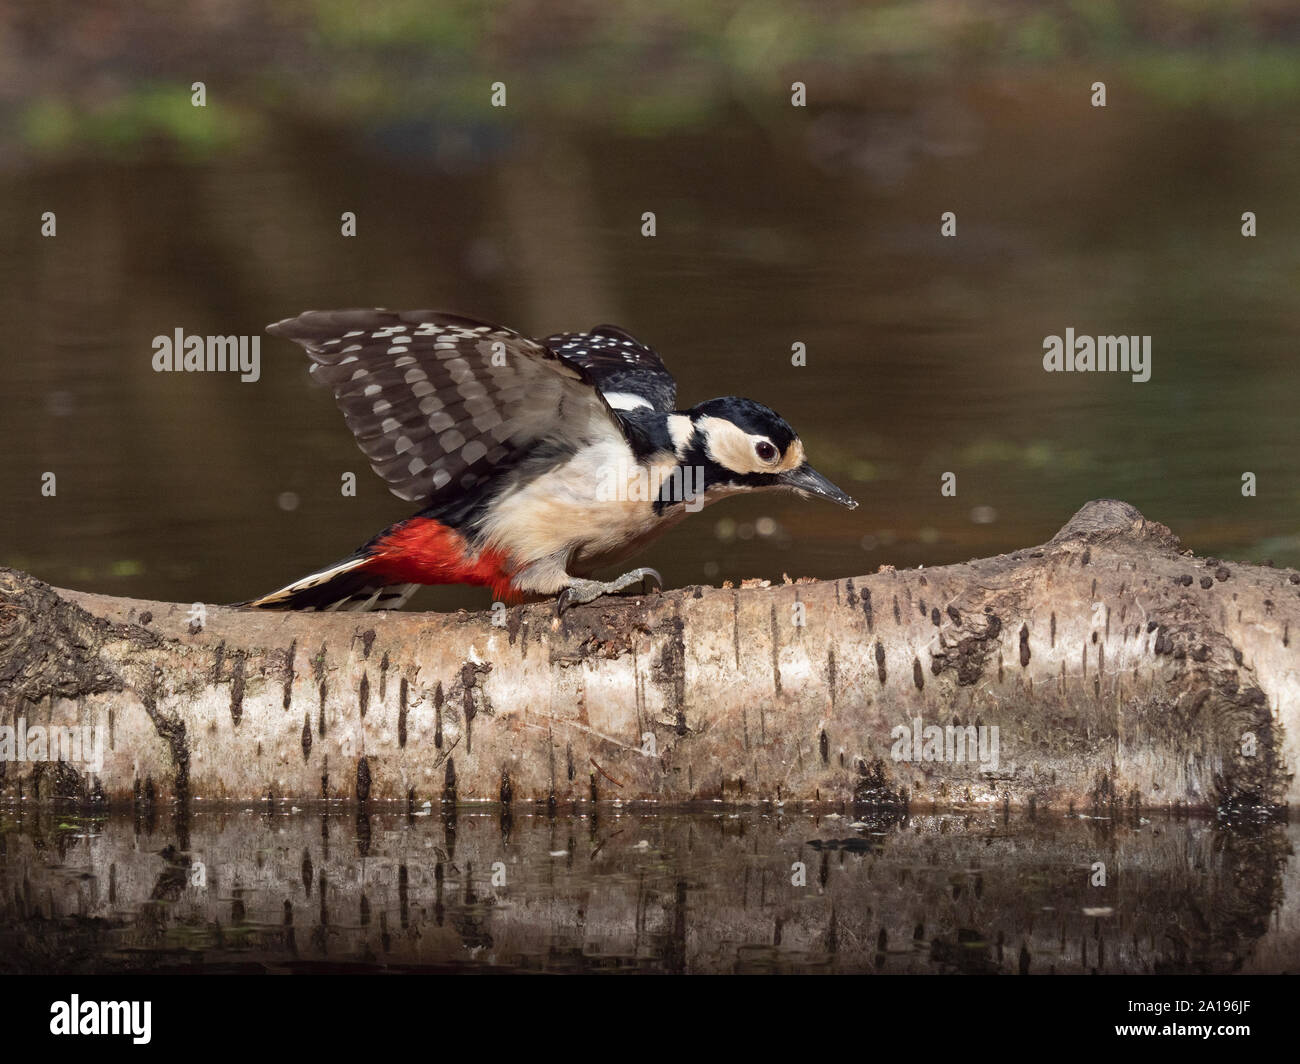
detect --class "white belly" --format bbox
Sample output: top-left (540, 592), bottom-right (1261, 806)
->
top-left (478, 437), bottom-right (687, 579)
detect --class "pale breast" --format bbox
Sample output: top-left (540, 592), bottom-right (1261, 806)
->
top-left (477, 437), bottom-right (684, 573)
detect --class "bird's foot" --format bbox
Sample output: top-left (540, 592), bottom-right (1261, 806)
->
top-left (557, 568), bottom-right (663, 613)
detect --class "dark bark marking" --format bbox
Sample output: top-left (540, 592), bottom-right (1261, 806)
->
top-left (653, 612), bottom-right (689, 736)
top-left (461, 663), bottom-right (477, 754)
top-left (398, 677), bottom-right (408, 748)
top-left (282, 640), bottom-right (296, 709)
top-left (733, 592), bottom-right (741, 668)
top-left (229, 653), bottom-right (245, 725)
top-left (769, 602), bottom-right (782, 697)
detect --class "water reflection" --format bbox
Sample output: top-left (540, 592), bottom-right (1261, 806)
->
top-left (1, 808), bottom-right (1294, 974)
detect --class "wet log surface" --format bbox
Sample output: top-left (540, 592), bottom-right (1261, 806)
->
top-left (0, 499), bottom-right (1296, 811)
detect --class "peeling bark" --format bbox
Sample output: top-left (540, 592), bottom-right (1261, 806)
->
top-left (0, 500), bottom-right (1295, 811)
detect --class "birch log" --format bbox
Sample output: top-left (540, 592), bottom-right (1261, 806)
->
top-left (0, 499), bottom-right (1295, 811)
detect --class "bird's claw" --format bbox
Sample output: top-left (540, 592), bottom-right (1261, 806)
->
top-left (557, 568), bottom-right (664, 614)
top-left (636, 567), bottom-right (664, 594)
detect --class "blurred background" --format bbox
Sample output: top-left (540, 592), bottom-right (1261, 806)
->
top-left (1, 0), bottom-right (1297, 610)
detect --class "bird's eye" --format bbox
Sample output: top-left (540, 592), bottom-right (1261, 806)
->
top-left (755, 441), bottom-right (778, 463)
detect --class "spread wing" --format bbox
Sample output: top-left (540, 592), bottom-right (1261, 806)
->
top-left (541, 325), bottom-right (677, 413)
top-left (268, 309), bottom-right (625, 507)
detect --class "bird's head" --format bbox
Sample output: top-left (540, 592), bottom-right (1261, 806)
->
top-left (680, 397), bottom-right (858, 509)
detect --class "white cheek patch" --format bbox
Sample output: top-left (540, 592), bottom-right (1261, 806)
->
top-left (697, 417), bottom-right (797, 475)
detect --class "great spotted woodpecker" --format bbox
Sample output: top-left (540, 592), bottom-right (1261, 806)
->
top-left (241, 309), bottom-right (856, 613)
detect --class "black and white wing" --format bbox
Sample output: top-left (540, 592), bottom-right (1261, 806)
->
top-left (268, 309), bottom-right (624, 507)
top-left (542, 325), bottom-right (677, 414)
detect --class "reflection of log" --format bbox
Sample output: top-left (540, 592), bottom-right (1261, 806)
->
top-left (0, 500), bottom-right (1295, 810)
top-left (1, 809), bottom-right (1295, 974)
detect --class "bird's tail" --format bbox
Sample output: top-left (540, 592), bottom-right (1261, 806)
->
top-left (235, 554), bottom-right (420, 612)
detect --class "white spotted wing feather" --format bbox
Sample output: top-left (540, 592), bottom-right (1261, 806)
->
top-left (268, 309), bottom-right (622, 507)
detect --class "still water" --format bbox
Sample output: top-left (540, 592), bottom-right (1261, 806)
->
top-left (3, 7), bottom-right (1299, 976)
top-left (2, 808), bottom-right (1296, 974)
top-left (2, 56), bottom-right (1298, 611)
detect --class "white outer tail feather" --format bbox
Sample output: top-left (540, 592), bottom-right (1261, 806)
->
top-left (242, 556), bottom-right (420, 612)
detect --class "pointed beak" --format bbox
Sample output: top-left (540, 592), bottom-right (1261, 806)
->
top-left (779, 464), bottom-right (858, 509)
